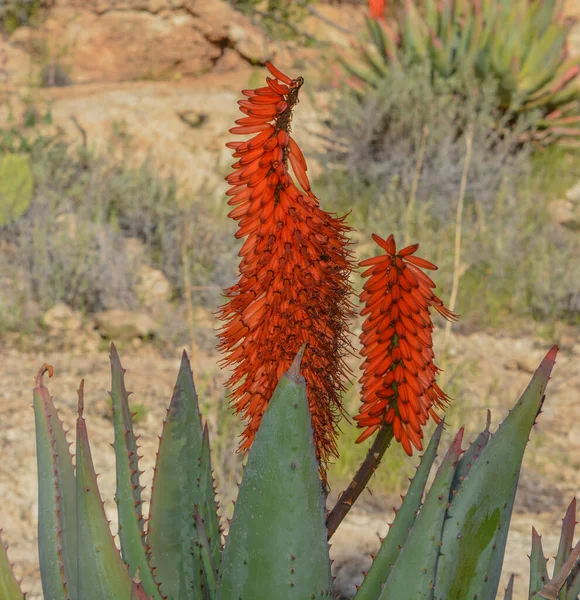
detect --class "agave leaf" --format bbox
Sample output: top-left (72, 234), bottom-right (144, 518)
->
top-left (216, 349), bottom-right (332, 599)
top-left (402, 0), bottom-right (429, 59)
top-left (131, 582), bottom-right (153, 600)
top-left (526, 61), bottom-right (580, 106)
top-left (565, 556), bottom-right (580, 599)
top-left (148, 351), bottom-right (218, 600)
top-left (537, 541), bottom-right (580, 600)
top-left (337, 55), bottom-right (381, 89)
top-left (193, 506), bottom-right (217, 600)
top-left (529, 527), bottom-right (550, 597)
top-left (200, 424), bottom-right (222, 570)
top-left (504, 574), bottom-right (515, 600)
top-left (76, 380), bottom-right (133, 600)
top-left (434, 346), bottom-right (558, 600)
top-left (354, 420), bottom-right (444, 600)
top-left (360, 46), bottom-right (390, 79)
top-left (424, 0), bottom-right (439, 31)
top-left (450, 410), bottom-right (491, 497)
top-left (431, 33), bottom-right (453, 78)
top-left (366, 18), bottom-right (387, 61)
top-left (519, 24), bottom-right (568, 89)
top-left (33, 365), bottom-right (78, 600)
top-left (378, 428), bottom-right (464, 599)
top-left (109, 345), bottom-right (161, 599)
top-left (553, 499), bottom-right (577, 600)
top-left (0, 532), bottom-right (25, 600)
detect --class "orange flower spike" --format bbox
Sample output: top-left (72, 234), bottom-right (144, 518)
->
top-left (219, 63), bottom-right (355, 478)
top-left (355, 234), bottom-right (458, 455)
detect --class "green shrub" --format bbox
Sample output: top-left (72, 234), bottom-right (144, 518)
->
top-left (0, 153), bottom-right (33, 226)
top-left (0, 139), bottom-right (238, 316)
top-left (321, 63), bottom-right (531, 222)
top-left (344, 0), bottom-right (580, 146)
top-left (0, 0), bottom-right (44, 33)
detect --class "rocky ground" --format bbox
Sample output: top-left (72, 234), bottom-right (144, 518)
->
top-left (1, 328), bottom-right (579, 599)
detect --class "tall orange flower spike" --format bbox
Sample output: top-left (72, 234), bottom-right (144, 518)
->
top-left (218, 62), bottom-right (354, 476)
top-left (355, 234), bottom-right (458, 456)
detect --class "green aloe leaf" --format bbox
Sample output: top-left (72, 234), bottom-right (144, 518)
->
top-left (554, 499), bottom-right (576, 600)
top-left (354, 420), bottom-right (444, 600)
top-left (109, 345), bottom-right (161, 599)
top-left (450, 410), bottom-right (491, 496)
top-left (200, 424), bottom-right (222, 571)
top-left (132, 582), bottom-right (153, 600)
top-left (337, 55), bottom-right (381, 89)
top-left (0, 532), bottom-right (25, 600)
top-left (76, 381), bottom-right (133, 600)
top-left (504, 573), bottom-right (515, 600)
top-left (33, 365), bottom-right (78, 600)
top-left (216, 349), bottom-right (332, 599)
top-left (147, 351), bottom-right (219, 600)
top-left (529, 527), bottom-right (550, 597)
top-left (366, 18), bottom-right (387, 61)
top-left (378, 428), bottom-right (464, 599)
top-left (434, 346), bottom-right (558, 600)
top-left (193, 506), bottom-right (217, 600)
top-left (402, 0), bottom-right (429, 59)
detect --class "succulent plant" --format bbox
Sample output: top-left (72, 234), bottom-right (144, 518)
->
top-left (0, 341), bottom-right (575, 599)
top-left (0, 62), bottom-right (578, 600)
top-left (346, 0), bottom-right (580, 146)
top-left (0, 153), bottom-right (33, 226)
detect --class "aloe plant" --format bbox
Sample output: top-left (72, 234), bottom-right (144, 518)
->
top-left (0, 342), bottom-right (577, 599)
top-left (0, 61), bottom-right (578, 600)
top-left (344, 0), bottom-right (580, 146)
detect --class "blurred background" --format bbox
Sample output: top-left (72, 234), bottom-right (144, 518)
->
top-left (1, 0), bottom-right (580, 598)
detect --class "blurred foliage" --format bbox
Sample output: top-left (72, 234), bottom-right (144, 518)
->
top-left (318, 54), bottom-right (580, 329)
top-left (321, 62), bottom-right (532, 221)
top-left (0, 153), bottom-right (33, 226)
top-left (229, 0), bottom-right (316, 42)
top-left (0, 126), bottom-right (238, 337)
top-left (343, 0), bottom-right (580, 147)
top-left (0, 0), bottom-right (44, 33)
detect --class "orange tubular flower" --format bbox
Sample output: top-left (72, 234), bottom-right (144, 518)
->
top-left (218, 62), bottom-right (354, 476)
top-left (355, 234), bottom-right (458, 456)
top-left (368, 0), bottom-right (386, 20)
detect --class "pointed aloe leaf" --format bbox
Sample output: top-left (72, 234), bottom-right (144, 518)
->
top-left (193, 506), bottom-right (217, 600)
top-left (132, 582), bottom-right (153, 600)
top-left (378, 429), bottom-right (464, 599)
top-left (76, 381), bottom-right (133, 600)
top-left (147, 351), bottom-right (208, 600)
top-left (33, 365), bottom-right (78, 600)
top-left (504, 574), bottom-right (515, 600)
top-left (434, 346), bottom-right (558, 600)
top-left (216, 349), bottom-right (332, 599)
top-left (354, 420), bottom-right (444, 600)
top-left (538, 541), bottom-right (580, 600)
top-left (529, 527), bottom-right (550, 597)
top-left (565, 556), bottom-right (580, 599)
top-left (450, 410), bottom-right (491, 496)
top-left (0, 532), bottom-right (25, 600)
top-left (200, 424), bottom-right (222, 570)
top-left (554, 498), bottom-right (576, 600)
top-left (109, 345), bottom-right (161, 599)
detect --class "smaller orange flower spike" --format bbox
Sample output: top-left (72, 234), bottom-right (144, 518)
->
top-left (355, 234), bottom-right (458, 455)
